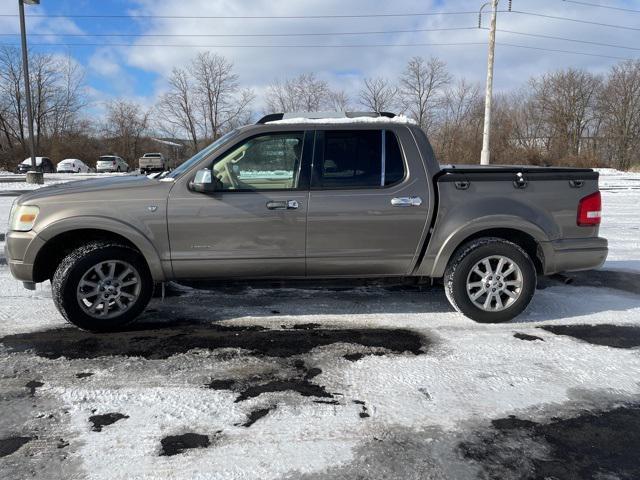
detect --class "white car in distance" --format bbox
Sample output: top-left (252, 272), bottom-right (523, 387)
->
top-left (96, 155), bottom-right (129, 173)
top-left (56, 158), bottom-right (91, 174)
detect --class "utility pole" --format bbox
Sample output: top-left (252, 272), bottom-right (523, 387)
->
top-left (479, 0), bottom-right (499, 165)
top-left (18, 0), bottom-right (43, 184)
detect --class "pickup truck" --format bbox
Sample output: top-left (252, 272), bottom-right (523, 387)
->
top-left (5, 112), bottom-right (607, 331)
top-left (139, 152), bottom-right (168, 175)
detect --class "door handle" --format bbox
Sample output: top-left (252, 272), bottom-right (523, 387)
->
top-left (266, 200), bottom-right (300, 210)
top-left (391, 196), bottom-right (423, 207)
top-left (266, 201), bottom-right (287, 210)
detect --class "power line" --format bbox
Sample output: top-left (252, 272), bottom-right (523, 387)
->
top-left (498, 42), bottom-right (632, 60)
top-left (0, 41), bottom-right (487, 49)
top-left (512, 9), bottom-right (640, 31)
top-left (493, 28), bottom-right (640, 52)
top-left (0, 40), bottom-right (633, 60)
top-left (0, 26), bottom-right (477, 38)
top-left (3, 27), bottom-right (636, 53)
top-left (0, 10), bottom-right (484, 19)
top-left (561, 0), bottom-right (640, 13)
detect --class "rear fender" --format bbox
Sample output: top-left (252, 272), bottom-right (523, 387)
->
top-left (420, 215), bottom-right (550, 278)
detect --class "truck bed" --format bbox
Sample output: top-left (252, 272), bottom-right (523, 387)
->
top-left (415, 164), bottom-right (604, 278)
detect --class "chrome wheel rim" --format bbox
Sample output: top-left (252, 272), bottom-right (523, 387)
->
top-left (466, 255), bottom-right (523, 312)
top-left (76, 260), bottom-right (141, 319)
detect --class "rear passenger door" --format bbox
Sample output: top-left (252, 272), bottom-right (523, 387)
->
top-left (306, 128), bottom-right (431, 277)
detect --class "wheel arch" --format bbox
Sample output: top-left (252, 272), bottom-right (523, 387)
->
top-left (427, 220), bottom-right (548, 278)
top-left (32, 222), bottom-right (166, 283)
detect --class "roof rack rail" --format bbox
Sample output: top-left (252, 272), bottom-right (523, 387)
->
top-left (255, 111), bottom-right (397, 124)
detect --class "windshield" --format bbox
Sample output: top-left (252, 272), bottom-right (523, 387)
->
top-left (166, 129), bottom-right (241, 179)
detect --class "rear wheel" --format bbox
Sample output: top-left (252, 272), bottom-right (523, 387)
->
top-left (444, 237), bottom-right (536, 323)
top-left (52, 241), bottom-right (153, 332)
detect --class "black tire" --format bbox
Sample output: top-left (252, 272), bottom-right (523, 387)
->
top-left (52, 241), bottom-right (153, 332)
top-left (444, 237), bottom-right (536, 323)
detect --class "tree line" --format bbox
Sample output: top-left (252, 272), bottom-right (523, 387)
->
top-left (1, 45), bottom-right (639, 171)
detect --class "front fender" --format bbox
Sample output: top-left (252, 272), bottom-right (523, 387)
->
top-left (33, 216), bottom-right (167, 281)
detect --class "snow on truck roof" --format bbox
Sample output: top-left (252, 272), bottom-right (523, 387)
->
top-left (259, 111), bottom-right (417, 126)
top-left (267, 115), bottom-right (417, 126)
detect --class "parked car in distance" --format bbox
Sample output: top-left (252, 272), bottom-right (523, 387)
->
top-left (5, 112), bottom-right (608, 332)
top-left (56, 158), bottom-right (91, 174)
top-left (14, 157), bottom-right (55, 174)
top-left (96, 155), bottom-right (129, 173)
top-left (139, 153), bottom-right (168, 175)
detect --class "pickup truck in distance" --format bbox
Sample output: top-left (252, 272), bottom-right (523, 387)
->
top-left (5, 112), bottom-right (607, 331)
top-left (139, 152), bottom-right (168, 175)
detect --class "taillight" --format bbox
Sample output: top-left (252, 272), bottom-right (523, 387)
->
top-left (577, 191), bottom-right (601, 226)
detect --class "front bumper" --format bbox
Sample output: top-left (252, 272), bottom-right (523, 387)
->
top-left (541, 237), bottom-right (608, 275)
top-left (4, 230), bottom-right (44, 283)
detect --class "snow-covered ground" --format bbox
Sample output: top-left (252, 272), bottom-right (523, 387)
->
top-left (0, 171), bottom-right (639, 479)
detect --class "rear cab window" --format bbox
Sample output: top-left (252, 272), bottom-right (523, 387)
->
top-left (312, 129), bottom-right (405, 189)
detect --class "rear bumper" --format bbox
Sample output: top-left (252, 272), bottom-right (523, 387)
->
top-left (541, 237), bottom-right (608, 275)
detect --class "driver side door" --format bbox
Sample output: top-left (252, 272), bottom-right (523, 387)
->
top-left (168, 130), bottom-right (312, 279)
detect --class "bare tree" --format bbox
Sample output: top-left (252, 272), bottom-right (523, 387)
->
top-left (598, 60), bottom-right (640, 170)
top-left (156, 67), bottom-right (201, 151)
top-left (192, 52), bottom-right (253, 140)
top-left (433, 79), bottom-right (482, 164)
top-left (0, 47), bottom-right (27, 153)
top-left (103, 100), bottom-right (150, 162)
top-left (0, 46), bottom-right (87, 168)
top-left (327, 89), bottom-right (351, 111)
top-left (530, 68), bottom-right (602, 158)
top-left (358, 77), bottom-right (399, 113)
top-left (400, 56), bottom-right (451, 132)
top-left (265, 73), bottom-right (330, 112)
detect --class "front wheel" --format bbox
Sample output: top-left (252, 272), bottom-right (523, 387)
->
top-left (444, 237), bottom-right (536, 323)
top-left (52, 241), bottom-right (153, 332)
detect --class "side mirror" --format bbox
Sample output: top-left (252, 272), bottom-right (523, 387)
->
top-left (189, 168), bottom-right (221, 194)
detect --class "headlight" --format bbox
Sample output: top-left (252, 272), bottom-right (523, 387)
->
top-left (9, 205), bottom-right (39, 232)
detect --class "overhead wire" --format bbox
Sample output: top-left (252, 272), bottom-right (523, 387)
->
top-left (0, 26), bottom-right (636, 53)
top-left (560, 0), bottom-right (640, 13)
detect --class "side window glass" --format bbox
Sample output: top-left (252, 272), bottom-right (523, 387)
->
top-left (317, 130), bottom-right (405, 189)
top-left (319, 130), bottom-right (381, 188)
top-left (213, 133), bottom-right (304, 191)
top-left (385, 131), bottom-right (405, 186)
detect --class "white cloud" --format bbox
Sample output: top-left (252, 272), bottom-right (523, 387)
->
top-left (115, 0), bottom-right (635, 100)
top-left (3, 0), bottom-right (637, 111)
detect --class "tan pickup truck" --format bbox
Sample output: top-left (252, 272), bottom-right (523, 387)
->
top-left (5, 112), bottom-right (607, 331)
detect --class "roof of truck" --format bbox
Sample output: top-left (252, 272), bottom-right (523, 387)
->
top-left (266, 115), bottom-right (417, 126)
top-left (257, 111), bottom-right (417, 126)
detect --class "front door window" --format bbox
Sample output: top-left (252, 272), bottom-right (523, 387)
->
top-left (213, 132), bottom-right (304, 191)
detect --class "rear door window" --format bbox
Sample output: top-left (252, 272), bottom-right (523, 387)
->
top-left (314, 130), bottom-right (405, 189)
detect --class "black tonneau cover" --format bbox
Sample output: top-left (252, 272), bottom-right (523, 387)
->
top-left (438, 165), bottom-right (598, 182)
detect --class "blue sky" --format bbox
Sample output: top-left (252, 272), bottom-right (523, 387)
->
top-left (1, 0), bottom-right (638, 113)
